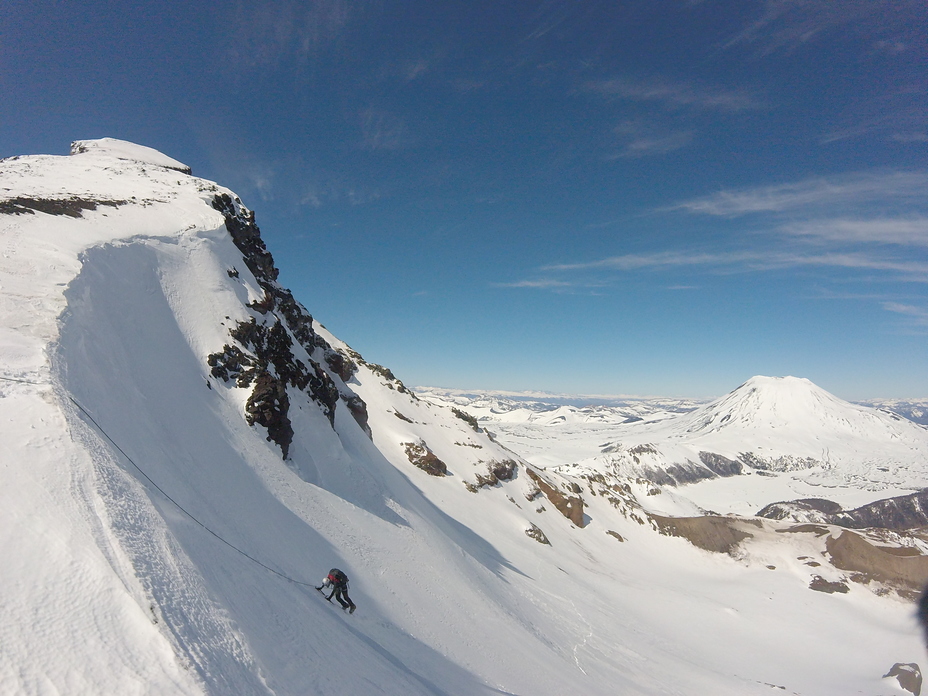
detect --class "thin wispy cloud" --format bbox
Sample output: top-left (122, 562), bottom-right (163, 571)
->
top-left (672, 171), bottom-right (928, 216)
top-left (820, 89), bottom-right (926, 147)
top-left (496, 279), bottom-right (577, 289)
top-left (873, 40), bottom-right (909, 55)
top-left (524, 1), bottom-right (575, 42)
top-left (781, 217), bottom-right (928, 247)
top-left (724, 0), bottom-right (921, 56)
top-left (300, 176), bottom-right (382, 208)
top-left (892, 132), bottom-right (928, 144)
top-left (544, 250), bottom-right (756, 272)
top-left (543, 250), bottom-right (928, 277)
top-left (609, 122), bottom-right (693, 158)
top-left (883, 302), bottom-right (928, 327)
top-left (228, 0), bottom-right (353, 66)
top-left (359, 108), bottom-right (412, 151)
top-left (379, 58), bottom-right (431, 82)
top-left (506, 166), bottom-right (928, 295)
top-left (583, 78), bottom-right (763, 112)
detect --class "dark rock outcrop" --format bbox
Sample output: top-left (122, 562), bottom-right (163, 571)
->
top-left (884, 663), bottom-right (923, 696)
top-left (758, 489), bottom-right (928, 530)
top-left (0, 196), bottom-right (125, 217)
top-left (640, 462), bottom-right (716, 486)
top-left (650, 514), bottom-right (755, 555)
top-left (404, 441), bottom-right (448, 476)
top-left (452, 408), bottom-right (481, 432)
top-left (835, 490), bottom-right (928, 530)
top-left (325, 349), bottom-right (358, 383)
top-left (245, 373), bottom-right (293, 458)
top-left (206, 194), bottom-right (374, 457)
top-left (465, 459), bottom-right (518, 492)
top-left (525, 524), bottom-right (550, 545)
top-left (211, 193), bottom-right (278, 284)
top-left (825, 530), bottom-right (928, 594)
top-left (698, 451), bottom-right (743, 477)
top-left (342, 394), bottom-right (371, 438)
top-left (525, 468), bottom-right (585, 527)
top-left (808, 575), bottom-right (849, 594)
top-left (489, 459), bottom-right (517, 482)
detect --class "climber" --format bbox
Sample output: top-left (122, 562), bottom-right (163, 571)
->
top-left (316, 568), bottom-right (356, 614)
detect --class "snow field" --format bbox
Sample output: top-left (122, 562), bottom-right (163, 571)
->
top-left (1, 140), bottom-right (924, 695)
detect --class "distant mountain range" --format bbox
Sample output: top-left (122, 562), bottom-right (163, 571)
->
top-left (423, 377), bottom-right (928, 496)
top-left (418, 384), bottom-right (928, 427)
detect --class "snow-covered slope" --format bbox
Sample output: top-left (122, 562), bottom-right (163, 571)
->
top-left (1, 140), bottom-right (925, 696)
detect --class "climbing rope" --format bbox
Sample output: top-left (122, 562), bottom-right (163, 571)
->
top-left (1, 374), bottom-right (317, 588)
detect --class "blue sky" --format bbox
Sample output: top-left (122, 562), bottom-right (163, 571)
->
top-left (3, 1), bottom-right (926, 399)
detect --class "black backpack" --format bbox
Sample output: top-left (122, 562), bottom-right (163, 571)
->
top-left (328, 568), bottom-right (348, 585)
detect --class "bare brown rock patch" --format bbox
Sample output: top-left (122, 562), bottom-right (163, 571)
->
top-left (650, 515), bottom-right (754, 555)
top-left (403, 441), bottom-right (448, 477)
top-left (525, 468), bottom-right (585, 527)
top-left (525, 524), bottom-right (550, 545)
top-left (808, 575), bottom-right (849, 594)
top-left (884, 663), bottom-right (922, 696)
top-left (826, 530), bottom-right (928, 592)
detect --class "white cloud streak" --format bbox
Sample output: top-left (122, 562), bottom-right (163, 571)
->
top-left (608, 122), bottom-right (694, 158)
top-left (229, 0), bottom-right (353, 66)
top-left (542, 250), bottom-right (928, 279)
top-left (672, 171), bottom-right (928, 217)
top-left (882, 302), bottom-right (928, 327)
top-left (510, 169), bottom-right (928, 293)
top-left (359, 108), bottom-right (412, 151)
top-left (583, 78), bottom-right (763, 112)
top-left (496, 279), bottom-right (577, 289)
top-left (781, 217), bottom-right (928, 247)
top-left (724, 0), bottom-right (921, 56)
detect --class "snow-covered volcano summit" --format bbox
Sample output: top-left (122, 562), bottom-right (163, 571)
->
top-left (680, 375), bottom-right (915, 438)
top-left (2, 140), bottom-right (925, 696)
top-left (559, 374), bottom-right (928, 507)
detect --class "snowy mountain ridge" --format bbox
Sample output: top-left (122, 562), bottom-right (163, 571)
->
top-left (583, 375), bottom-right (928, 494)
top-left (440, 375), bottom-right (928, 507)
top-left (2, 139), bottom-right (926, 696)
top-left (676, 375), bottom-right (923, 438)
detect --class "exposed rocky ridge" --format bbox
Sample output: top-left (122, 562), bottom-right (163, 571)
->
top-left (403, 441), bottom-right (448, 476)
top-left (529, 376), bottom-right (928, 495)
top-left (697, 451), bottom-right (742, 476)
top-left (651, 515), bottom-right (759, 555)
top-left (0, 196), bottom-right (126, 217)
top-left (464, 459), bottom-right (517, 492)
top-left (525, 523), bottom-right (551, 545)
top-left (452, 407), bottom-right (481, 432)
top-left (206, 193), bottom-right (370, 456)
top-left (597, 443), bottom-right (746, 486)
top-left (758, 489), bottom-right (928, 530)
top-left (572, 457), bottom-right (928, 598)
top-left (341, 345), bottom-right (414, 395)
top-left (861, 399), bottom-right (928, 427)
top-left (525, 468), bottom-right (586, 527)
top-left (643, 510), bottom-right (928, 598)
top-left (826, 530), bottom-right (928, 596)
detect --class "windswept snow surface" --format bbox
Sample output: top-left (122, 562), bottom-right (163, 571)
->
top-left (0, 141), bottom-right (924, 695)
